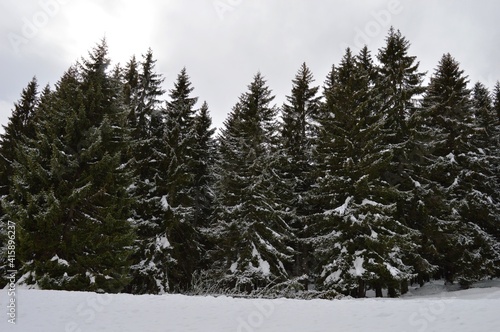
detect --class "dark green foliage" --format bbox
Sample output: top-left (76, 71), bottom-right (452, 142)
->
top-left (415, 54), bottom-right (500, 285)
top-left (0, 77), bottom-right (39, 288)
top-left (279, 62), bottom-right (321, 283)
top-left (124, 49), bottom-right (174, 294)
top-left (495, 82), bottom-right (500, 122)
top-left (123, 55), bottom-right (140, 112)
top-left (493, 82), bottom-right (500, 241)
top-left (1, 30), bottom-right (499, 297)
top-left (163, 68), bottom-right (210, 291)
top-left (374, 29), bottom-right (436, 284)
top-left (5, 41), bottom-right (135, 292)
top-left (312, 43), bottom-right (430, 298)
top-left (210, 73), bottom-right (294, 292)
top-left (377, 27), bottom-right (427, 143)
top-left (192, 102), bottom-right (216, 229)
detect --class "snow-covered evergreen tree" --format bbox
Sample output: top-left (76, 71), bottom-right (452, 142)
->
top-left (162, 68), bottom-right (205, 291)
top-left (6, 41), bottom-right (135, 292)
top-left (1, 31), bottom-right (498, 297)
top-left (210, 73), bottom-right (294, 292)
top-left (123, 55), bottom-right (140, 117)
top-left (124, 49), bottom-right (175, 294)
top-left (192, 102), bottom-right (216, 228)
top-left (374, 29), bottom-right (436, 289)
top-left (189, 102), bottom-right (217, 274)
top-left (493, 82), bottom-right (500, 242)
top-left (416, 54), bottom-right (500, 286)
top-left (0, 77), bottom-right (39, 288)
top-left (466, 82), bottom-right (500, 267)
top-left (279, 62), bottom-right (321, 285)
top-left (313, 47), bottom-right (423, 297)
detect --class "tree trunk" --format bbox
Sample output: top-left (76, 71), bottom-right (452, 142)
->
top-left (357, 279), bottom-right (366, 298)
top-left (388, 286), bottom-right (397, 298)
top-left (401, 279), bottom-right (409, 295)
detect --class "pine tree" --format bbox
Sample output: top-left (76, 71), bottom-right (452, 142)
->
top-left (375, 29), bottom-right (435, 288)
top-left (279, 62), bottom-right (320, 285)
top-left (210, 73), bottom-right (294, 293)
top-left (123, 55), bottom-right (140, 114)
top-left (6, 41), bottom-right (135, 292)
top-left (162, 68), bottom-right (203, 291)
top-left (192, 101), bottom-right (216, 229)
top-left (311, 50), bottom-right (376, 297)
top-left (493, 82), bottom-right (500, 237)
top-left (124, 49), bottom-right (175, 294)
top-left (313, 46), bottom-right (426, 298)
top-left (416, 54), bottom-right (500, 286)
top-left (376, 28), bottom-right (427, 193)
top-left (468, 82), bottom-right (500, 250)
top-left (0, 77), bottom-right (39, 288)
top-left (377, 27), bottom-right (427, 142)
top-left (189, 101), bottom-right (217, 276)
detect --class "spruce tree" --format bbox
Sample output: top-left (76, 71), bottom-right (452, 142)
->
top-left (124, 49), bottom-right (175, 294)
top-left (192, 101), bottom-right (216, 229)
top-left (123, 55), bottom-right (140, 115)
top-left (375, 27), bottom-right (427, 196)
top-left (6, 41), bottom-right (135, 292)
top-left (377, 27), bottom-right (426, 142)
top-left (163, 68), bottom-right (203, 291)
top-left (189, 101), bottom-right (217, 276)
top-left (313, 46), bottom-right (426, 298)
top-left (210, 73), bottom-right (294, 292)
top-left (0, 77), bottom-right (39, 288)
top-left (375, 29), bottom-right (435, 288)
top-left (494, 82), bottom-right (500, 122)
top-left (493, 82), bottom-right (500, 235)
top-left (312, 51), bottom-right (372, 297)
top-left (469, 82), bottom-right (500, 245)
top-left (279, 62), bottom-right (320, 285)
top-left (416, 54), bottom-right (500, 286)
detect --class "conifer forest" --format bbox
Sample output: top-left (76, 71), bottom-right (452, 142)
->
top-left (1, 28), bottom-right (499, 298)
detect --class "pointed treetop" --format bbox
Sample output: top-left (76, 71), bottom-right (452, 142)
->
top-left (426, 53), bottom-right (470, 105)
top-left (337, 48), bottom-right (357, 84)
top-left (139, 48), bottom-right (165, 105)
top-left (195, 101), bottom-right (216, 139)
top-left (378, 27), bottom-right (407, 60)
top-left (80, 38), bottom-right (110, 76)
top-left (472, 81), bottom-right (495, 129)
top-left (124, 55), bottom-right (139, 87)
top-left (377, 27), bottom-right (425, 86)
top-left (1, 77), bottom-right (39, 141)
top-left (168, 67), bottom-right (197, 108)
top-left (355, 46), bottom-right (377, 79)
top-left (286, 62), bottom-right (319, 106)
top-left (240, 72), bottom-right (275, 111)
top-left (323, 64), bottom-right (337, 93)
top-left (494, 81), bottom-right (500, 120)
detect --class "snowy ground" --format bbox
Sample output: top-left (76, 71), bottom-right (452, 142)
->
top-left (2, 280), bottom-right (500, 332)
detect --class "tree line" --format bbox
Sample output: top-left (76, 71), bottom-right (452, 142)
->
top-left (1, 28), bottom-right (499, 298)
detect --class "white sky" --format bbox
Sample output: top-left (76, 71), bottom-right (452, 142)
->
top-left (1, 0), bottom-right (499, 132)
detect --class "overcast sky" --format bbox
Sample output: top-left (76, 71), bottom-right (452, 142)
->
top-left (1, 0), bottom-right (499, 132)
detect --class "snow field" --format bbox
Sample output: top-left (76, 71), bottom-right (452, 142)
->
top-left (1, 281), bottom-right (500, 331)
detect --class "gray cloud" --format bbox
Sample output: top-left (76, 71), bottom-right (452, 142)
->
top-left (1, 0), bottom-right (499, 132)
